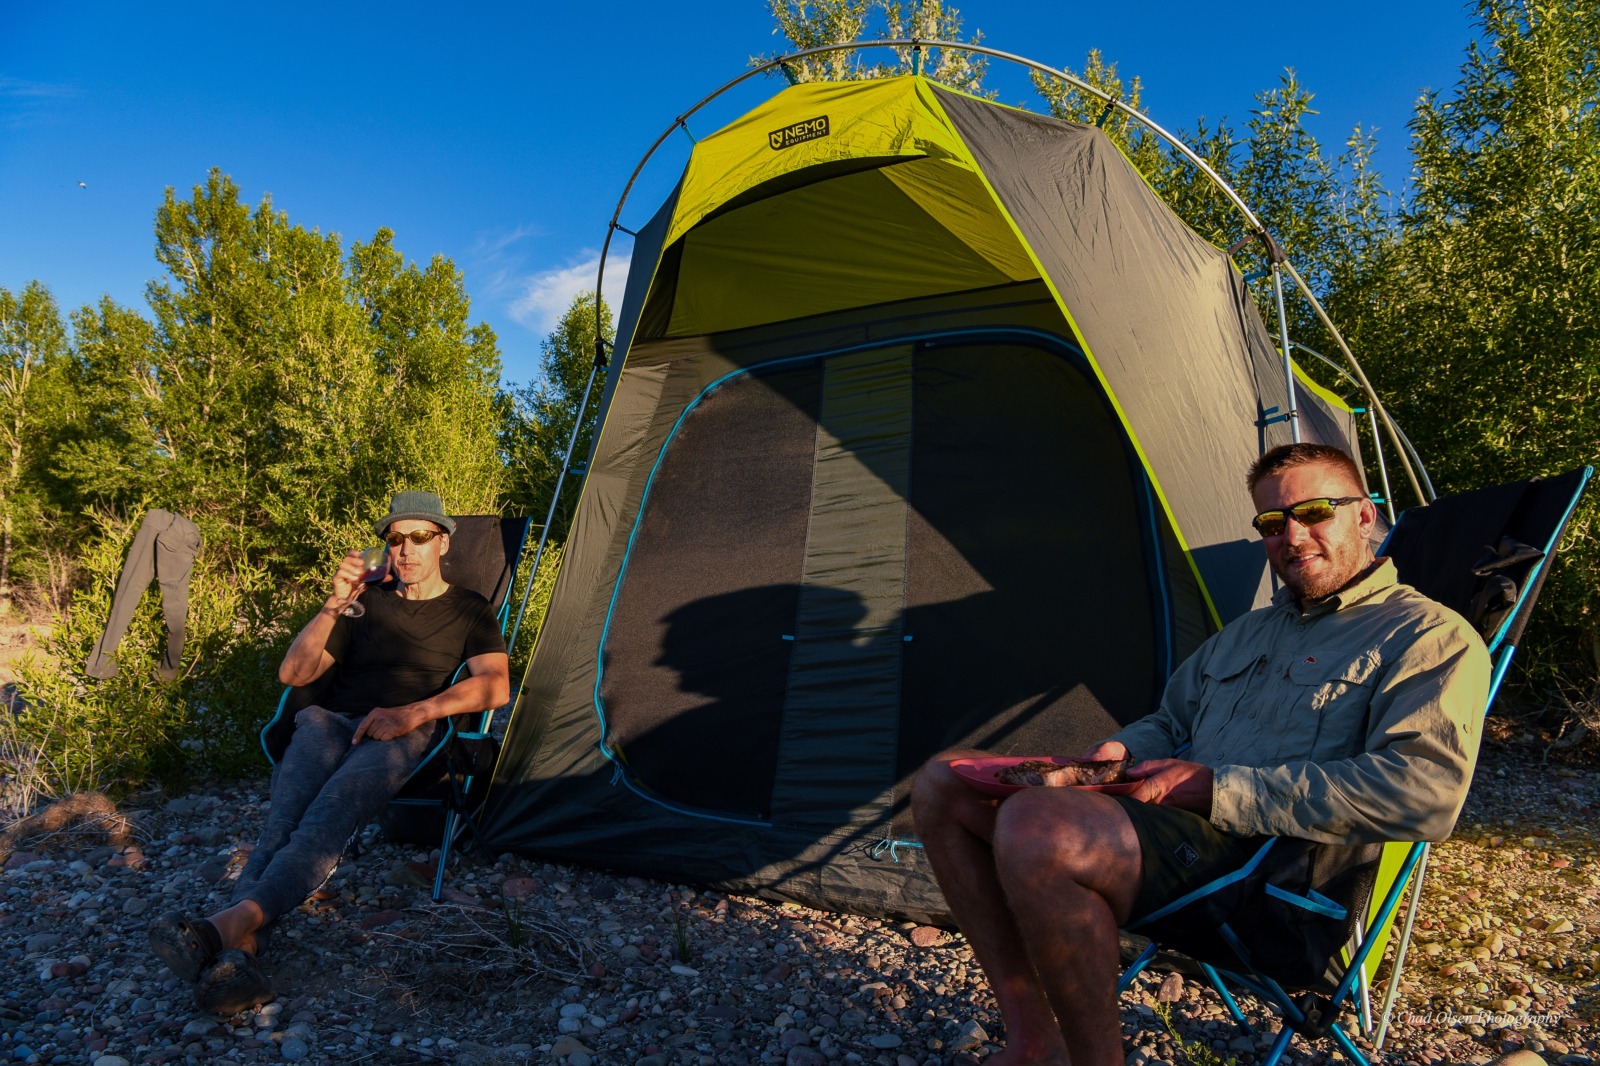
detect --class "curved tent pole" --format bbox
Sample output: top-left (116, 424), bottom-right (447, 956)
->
top-left (1279, 258), bottom-right (1430, 503)
top-left (1368, 406), bottom-right (1397, 525)
top-left (1290, 340), bottom-right (1402, 525)
top-left (589, 37), bottom-right (1430, 502)
top-left (593, 37), bottom-right (1271, 326)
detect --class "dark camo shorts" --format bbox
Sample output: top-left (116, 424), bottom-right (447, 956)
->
top-left (1112, 795), bottom-right (1268, 921)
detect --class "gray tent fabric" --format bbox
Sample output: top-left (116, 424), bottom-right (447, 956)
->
top-left (931, 88), bottom-right (1309, 619)
top-left (481, 77), bottom-right (1369, 920)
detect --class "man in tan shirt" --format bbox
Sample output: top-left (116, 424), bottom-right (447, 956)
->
top-left (912, 443), bottom-right (1490, 1066)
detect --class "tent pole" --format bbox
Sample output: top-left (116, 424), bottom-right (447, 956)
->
top-left (1271, 265), bottom-right (1301, 444)
top-left (1286, 339), bottom-right (1405, 521)
top-left (1367, 406), bottom-right (1397, 524)
top-left (1278, 260), bottom-right (1430, 505)
top-left (587, 38), bottom-right (1431, 501)
top-left (507, 359), bottom-right (605, 652)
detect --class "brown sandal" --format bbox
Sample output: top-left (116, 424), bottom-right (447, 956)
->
top-left (148, 912), bottom-right (222, 983)
top-left (195, 949), bottom-right (275, 1014)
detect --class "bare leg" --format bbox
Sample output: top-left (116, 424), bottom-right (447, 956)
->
top-left (993, 786), bottom-right (1144, 1066)
top-left (209, 899), bottom-right (268, 955)
top-left (912, 752), bottom-right (1069, 1066)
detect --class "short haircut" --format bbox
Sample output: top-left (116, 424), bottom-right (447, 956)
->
top-left (1246, 443), bottom-right (1365, 495)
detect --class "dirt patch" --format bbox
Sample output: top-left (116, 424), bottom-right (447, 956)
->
top-left (0, 619), bottom-right (49, 687)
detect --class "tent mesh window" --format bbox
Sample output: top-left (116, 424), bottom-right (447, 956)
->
top-left (600, 339), bottom-right (1177, 830)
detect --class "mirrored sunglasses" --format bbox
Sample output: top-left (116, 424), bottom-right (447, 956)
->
top-left (1251, 496), bottom-right (1364, 538)
top-left (384, 529), bottom-right (446, 547)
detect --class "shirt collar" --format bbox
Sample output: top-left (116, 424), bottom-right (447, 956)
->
top-left (1271, 557), bottom-right (1395, 616)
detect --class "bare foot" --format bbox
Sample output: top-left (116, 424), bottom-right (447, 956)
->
top-left (208, 900), bottom-right (268, 956)
top-left (980, 1034), bottom-right (1072, 1066)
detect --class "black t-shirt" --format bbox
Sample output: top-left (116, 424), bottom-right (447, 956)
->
top-left (320, 585), bottom-right (505, 715)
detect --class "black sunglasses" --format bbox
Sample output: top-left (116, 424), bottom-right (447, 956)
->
top-left (384, 529), bottom-right (446, 547)
top-left (1251, 496), bottom-right (1364, 538)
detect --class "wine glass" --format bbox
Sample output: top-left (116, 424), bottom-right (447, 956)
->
top-left (340, 545), bottom-right (390, 618)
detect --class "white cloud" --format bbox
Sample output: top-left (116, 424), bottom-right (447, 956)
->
top-left (508, 252), bottom-right (631, 336)
top-left (0, 75), bottom-right (77, 129)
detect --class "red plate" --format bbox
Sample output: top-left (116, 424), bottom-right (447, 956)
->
top-left (947, 756), bottom-right (1143, 798)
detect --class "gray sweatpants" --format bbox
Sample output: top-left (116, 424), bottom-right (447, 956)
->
top-left (85, 509), bottom-right (201, 681)
top-left (232, 706), bottom-right (436, 921)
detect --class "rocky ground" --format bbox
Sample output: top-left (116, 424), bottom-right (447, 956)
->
top-left (1, 739), bottom-right (1596, 1066)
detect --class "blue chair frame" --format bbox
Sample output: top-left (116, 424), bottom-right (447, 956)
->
top-left (1116, 466), bottom-right (1592, 1066)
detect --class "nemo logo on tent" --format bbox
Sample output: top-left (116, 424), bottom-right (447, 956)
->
top-left (769, 116), bottom-right (829, 150)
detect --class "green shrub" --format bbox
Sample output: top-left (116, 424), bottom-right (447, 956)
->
top-left (8, 509), bottom-right (298, 798)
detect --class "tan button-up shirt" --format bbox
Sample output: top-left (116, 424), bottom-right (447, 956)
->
top-left (1107, 559), bottom-right (1491, 844)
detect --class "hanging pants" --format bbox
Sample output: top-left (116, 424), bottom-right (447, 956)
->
top-left (85, 509), bottom-right (201, 682)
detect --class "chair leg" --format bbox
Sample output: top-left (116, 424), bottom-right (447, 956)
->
top-left (1374, 843), bottom-right (1431, 1050)
top-left (1351, 919), bottom-right (1373, 1034)
top-left (1118, 941), bottom-right (1159, 994)
top-left (1260, 1020), bottom-right (1296, 1066)
top-left (432, 809), bottom-right (458, 902)
top-left (1200, 962), bottom-right (1253, 1033)
top-left (1328, 1021), bottom-right (1372, 1066)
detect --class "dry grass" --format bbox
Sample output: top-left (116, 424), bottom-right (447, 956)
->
top-left (0, 790), bottom-right (134, 865)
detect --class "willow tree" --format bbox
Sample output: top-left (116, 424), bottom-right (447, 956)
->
top-left (1351, 0), bottom-right (1600, 698)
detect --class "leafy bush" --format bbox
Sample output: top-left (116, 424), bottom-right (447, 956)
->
top-left (7, 509), bottom-right (294, 797)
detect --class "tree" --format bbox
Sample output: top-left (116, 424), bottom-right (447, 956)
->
top-left (12, 169), bottom-right (513, 794)
top-left (348, 231), bottom-right (505, 522)
top-left (51, 297), bottom-right (165, 513)
top-left (115, 169), bottom-right (507, 571)
top-left (500, 291), bottom-right (614, 539)
top-left (0, 282), bottom-right (71, 614)
top-left (759, 0), bottom-right (988, 93)
top-left (1349, 0), bottom-right (1600, 696)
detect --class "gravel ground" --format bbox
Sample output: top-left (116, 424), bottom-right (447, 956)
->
top-left (1, 740), bottom-right (1596, 1066)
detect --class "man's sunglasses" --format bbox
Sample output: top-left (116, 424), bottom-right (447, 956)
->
top-left (1251, 496), bottom-right (1364, 538)
top-left (383, 529), bottom-right (447, 547)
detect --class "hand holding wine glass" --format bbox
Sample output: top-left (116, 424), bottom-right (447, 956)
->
top-left (336, 545), bottom-right (390, 618)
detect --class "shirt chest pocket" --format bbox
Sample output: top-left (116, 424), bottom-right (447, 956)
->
top-left (1190, 648), bottom-right (1266, 759)
top-left (1274, 652), bottom-right (1383, 762)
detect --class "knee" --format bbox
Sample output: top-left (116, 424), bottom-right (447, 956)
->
top-left (293, 706), bottom-right (335, 728)
top-left (911, 749), bottom-right (980, 822)
top-left (991, 790), bottom-right (1093, 881)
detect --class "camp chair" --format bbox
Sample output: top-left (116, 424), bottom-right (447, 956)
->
top-left (1116, 466), bottom-right (1592, 1066)
top-left (259, 515), bottom-right (532, 901)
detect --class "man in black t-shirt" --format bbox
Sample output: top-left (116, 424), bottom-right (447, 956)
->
top-left (150, 491), bottom-right (510, 1013)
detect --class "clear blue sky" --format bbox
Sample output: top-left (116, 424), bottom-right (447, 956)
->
top-left (2, 1), bottom-right (1478, 387)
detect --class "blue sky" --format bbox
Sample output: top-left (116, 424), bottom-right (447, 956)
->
top-left (2, 1), bottom-right (1477, 387)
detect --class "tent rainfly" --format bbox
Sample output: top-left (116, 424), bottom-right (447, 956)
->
top-left (480, 74), bottom-right (1367, 920)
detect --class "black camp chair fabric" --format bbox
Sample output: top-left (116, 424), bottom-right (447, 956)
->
top-left (1118, 467), bottom-right (1591, 1066)
top-left (1128, 838), bottom-right (1382, 993)
top-left (1380, 467), bottom-right (1589, 644)
top-left (258, 515), bottom-right (529, 897)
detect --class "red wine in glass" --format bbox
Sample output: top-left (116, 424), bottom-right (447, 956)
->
top-left (340, 545), bottom-right (390, 618)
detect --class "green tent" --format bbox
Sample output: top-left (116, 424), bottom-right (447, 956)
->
top-left (481, 74), bottom-right (1366, 920)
